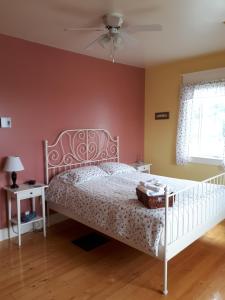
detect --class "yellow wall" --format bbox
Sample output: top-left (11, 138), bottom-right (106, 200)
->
top-left (145, 51), bottom-right (225, 181)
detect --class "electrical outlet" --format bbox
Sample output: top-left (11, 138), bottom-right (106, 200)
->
top-left (0, 117), bottom-right (11, 128)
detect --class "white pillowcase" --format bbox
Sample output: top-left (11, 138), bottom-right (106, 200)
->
top-left (57, 165), bottom-right (108, 184)
top-left (99, 162), bottom-right (136, 175)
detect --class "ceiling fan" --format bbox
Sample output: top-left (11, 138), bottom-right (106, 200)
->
top-left (65, 12), bottom-right (162, 63)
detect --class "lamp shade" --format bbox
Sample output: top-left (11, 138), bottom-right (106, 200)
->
top-left (4, 156), bottom-right (24, 172)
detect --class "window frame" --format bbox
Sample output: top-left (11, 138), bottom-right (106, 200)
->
top-left (190, 156), bottom-right (222, 166)
top-left (188, 92), bottom-right (225, 163)
top-left (176, 67), bottom-right (225, 166)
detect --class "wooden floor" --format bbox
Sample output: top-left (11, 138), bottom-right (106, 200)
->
top-left (0, 220), bottom-right (225, 300)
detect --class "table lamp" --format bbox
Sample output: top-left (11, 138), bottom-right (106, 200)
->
top-left (4, 156), bottom-right (24, 188)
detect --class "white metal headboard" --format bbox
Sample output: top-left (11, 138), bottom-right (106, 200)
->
top-left (44, 129), bottom-right (119, 184)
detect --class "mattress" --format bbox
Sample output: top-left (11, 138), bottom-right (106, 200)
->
top-left (47, 171), bottom-right (219, 256)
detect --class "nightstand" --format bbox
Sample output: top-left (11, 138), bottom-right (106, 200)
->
top-left (4, 183), bottom-right (48, 246)
top-left (131, 162), bottom-right (152, 173)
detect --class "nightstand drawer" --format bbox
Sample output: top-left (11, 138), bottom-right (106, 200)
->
top-left (137, 165), bottom-right (150, 172)
top-left (17, 188), bottom-right (42, 199)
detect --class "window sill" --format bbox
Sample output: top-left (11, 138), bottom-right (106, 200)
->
top-left (190, 156), bottom-right (222, 166)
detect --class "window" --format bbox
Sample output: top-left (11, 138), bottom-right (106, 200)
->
top-left (189, 87), bottom-right (225, 160)
top-left (176, 79), bottom-right (225, 166)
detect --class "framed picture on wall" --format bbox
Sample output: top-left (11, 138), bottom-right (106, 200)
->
top-left (155, 112), bottom-right (169, 120)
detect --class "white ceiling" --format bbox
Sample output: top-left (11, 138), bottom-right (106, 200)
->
top-left (0, 0), bottom-right (225, 67)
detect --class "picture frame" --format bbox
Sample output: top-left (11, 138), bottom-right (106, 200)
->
top-left (155, 112), bottom-right (170, 120)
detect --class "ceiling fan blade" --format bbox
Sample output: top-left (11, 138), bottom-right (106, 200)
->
top-left (84, 34), bottom-right (107, 50)
top-left (64, 27), bottom-right (106, 32)
top-left (119, 31), bottom-right (137, 46)
top-left (124, 24), bottom-right (162, 33)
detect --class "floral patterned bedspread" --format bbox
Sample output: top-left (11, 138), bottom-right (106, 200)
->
top-left (46, 172), bottom-right (197, 256)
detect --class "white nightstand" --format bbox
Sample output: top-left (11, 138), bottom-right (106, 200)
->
top-left (131, 162), bottom-right (152, 173)
top-left (4, 183), bottom-right (48, 246)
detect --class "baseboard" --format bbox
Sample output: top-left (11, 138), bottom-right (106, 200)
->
top-left (0, 213), bottom-right (68, 242)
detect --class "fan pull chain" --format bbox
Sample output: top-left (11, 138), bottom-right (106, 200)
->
top-left (110, 37), bottom-right (116, 63)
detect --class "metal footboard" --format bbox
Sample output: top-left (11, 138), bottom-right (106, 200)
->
top-left (163, 172), bottom-right (225, 295)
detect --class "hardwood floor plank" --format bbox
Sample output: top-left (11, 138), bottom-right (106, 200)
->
top-left (0, 219), bottom-right (224, 300)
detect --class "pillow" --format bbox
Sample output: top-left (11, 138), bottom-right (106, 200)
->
top-left (57, 165), bottom-right (108, 184)
top-left (99, 162), bottom-right (136, 175)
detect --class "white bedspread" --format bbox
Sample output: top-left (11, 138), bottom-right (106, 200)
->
top-left (46, 171), bottom-right (203, 256)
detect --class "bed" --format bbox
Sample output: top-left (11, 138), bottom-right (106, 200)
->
top-left (44, 128), bottom-right (225, 295)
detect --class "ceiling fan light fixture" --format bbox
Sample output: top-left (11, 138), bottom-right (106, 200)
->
top-left (98, 34), bottom-right (111, 48)
top-left (114, 34), bottom-right (123, 48)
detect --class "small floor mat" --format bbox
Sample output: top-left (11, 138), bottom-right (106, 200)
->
top-left (72, 232), bottom-right (109, 251)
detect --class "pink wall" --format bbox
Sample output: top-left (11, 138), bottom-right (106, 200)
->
top-left (0, 34), bottom-right (144, 229)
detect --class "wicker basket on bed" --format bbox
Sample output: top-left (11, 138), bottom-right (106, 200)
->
top-left (136, 188), bottom-right (175, 209)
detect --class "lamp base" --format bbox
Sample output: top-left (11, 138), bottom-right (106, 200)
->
top-left (10, 183), bottom-right (19, 189)
top-left (11, 171), bottom-right (19, 189)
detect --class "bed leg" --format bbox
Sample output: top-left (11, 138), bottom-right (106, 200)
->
top-left (163, 186), bottom-right (169, 295)
top-left (163, 259), bottom-right (168, 295)
top-left (46, 202), bottom-right (50, 227)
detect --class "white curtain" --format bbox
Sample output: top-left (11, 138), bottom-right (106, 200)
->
top-left (176, 79), bottom-right (225, 165)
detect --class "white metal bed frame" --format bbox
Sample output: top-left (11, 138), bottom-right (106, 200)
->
top-left (44, 128), bottom-right (225, 295)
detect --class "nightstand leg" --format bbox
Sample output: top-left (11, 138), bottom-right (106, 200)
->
top-left (17, 197), bottom-right (21, 247)
top-left (7, 192), bottom-right (12, 239)
top-left (42, 191), bottom-right (46, 237)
